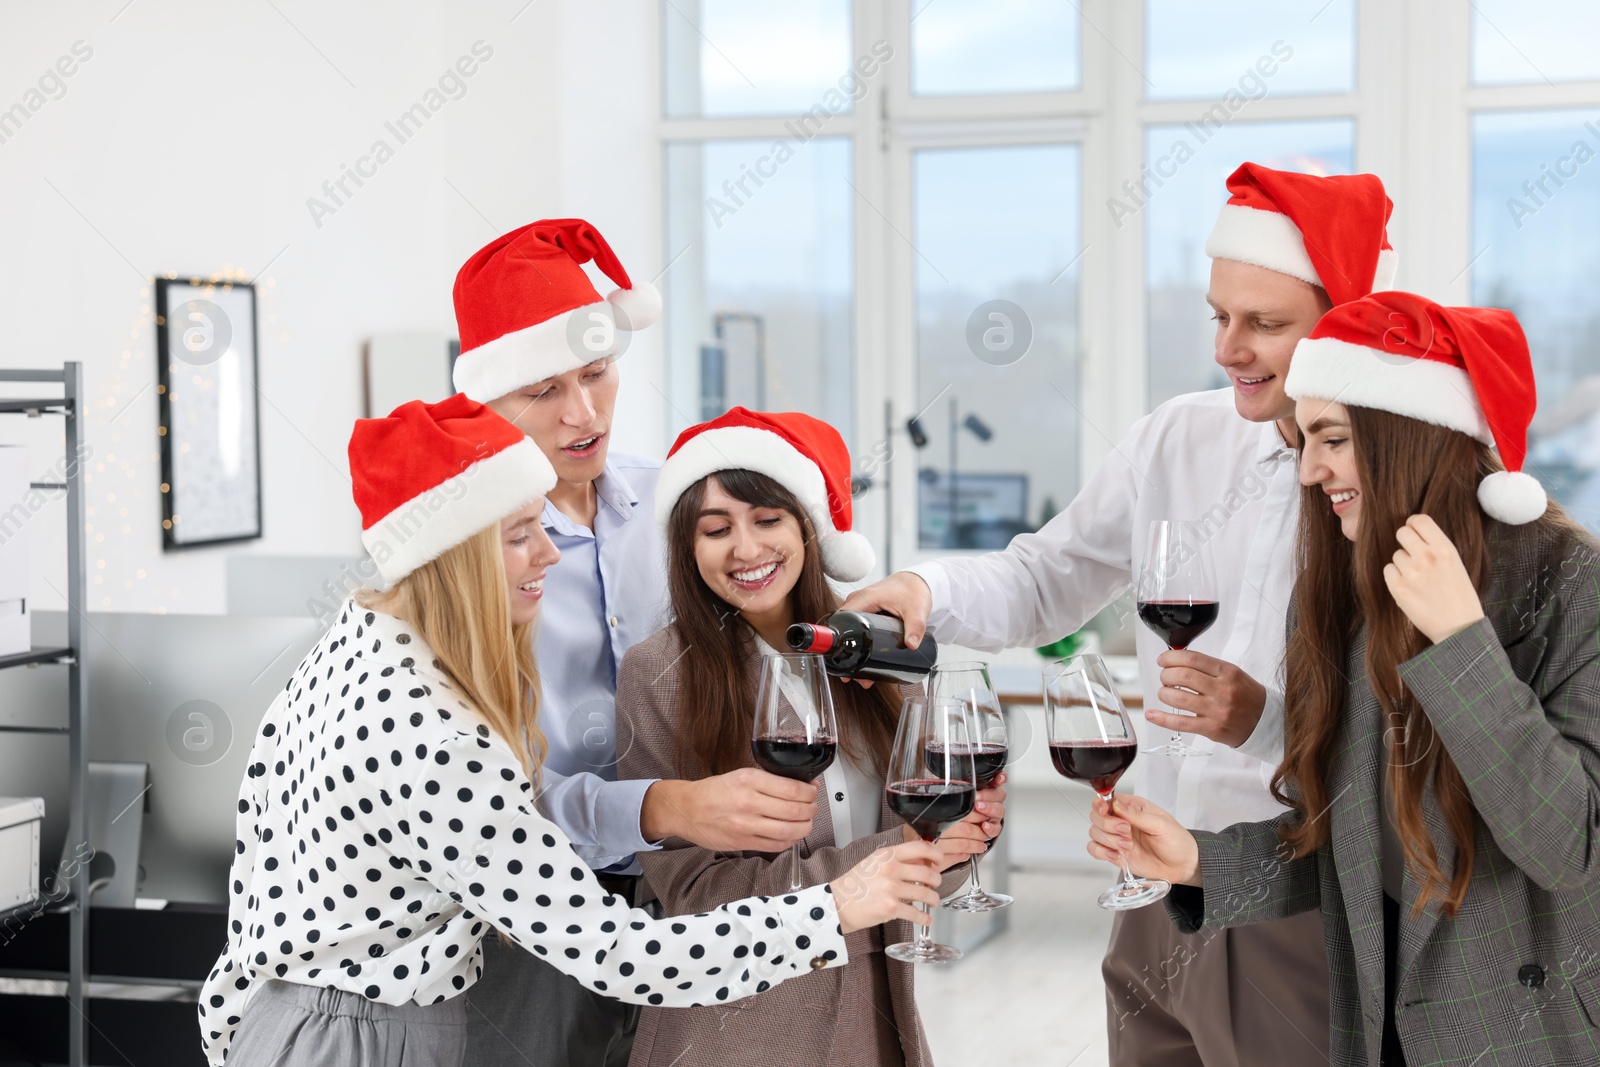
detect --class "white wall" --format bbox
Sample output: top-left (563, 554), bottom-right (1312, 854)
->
top-left (0, 0), bottom-right (662, 615)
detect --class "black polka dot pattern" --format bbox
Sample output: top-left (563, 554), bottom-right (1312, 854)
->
top-left (197, 603), bottom-right (848, 1066)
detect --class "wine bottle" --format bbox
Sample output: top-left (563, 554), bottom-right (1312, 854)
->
top-left (785, 610), bottom-right (938, 684)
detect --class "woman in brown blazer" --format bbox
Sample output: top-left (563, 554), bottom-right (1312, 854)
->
top-left (616, 409), bottom-right (1006, 1067)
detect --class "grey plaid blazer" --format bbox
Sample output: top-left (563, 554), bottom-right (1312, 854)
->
top-left (615, 624), bottom-right (965, 1067)
top-left (1167, 519), bottom-right (1600, 1066)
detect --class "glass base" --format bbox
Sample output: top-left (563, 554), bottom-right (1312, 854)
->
top-left (1098, 876), bottom-right (1171, 911)
top-left (1144, 738), bottom-right (1210, 757)
top-left (942, 889), bottom-right (1014, 912)
top-left (885, 939), bottom-right (963, 963)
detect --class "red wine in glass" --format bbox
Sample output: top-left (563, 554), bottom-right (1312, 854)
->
top-left (922, 742), bottom-right (1008, 787)
top-left (887, 778), bottom-right (976, 842)
top-left (1044, 653), bottom-right (1171, 911)
top-left (884, 696), bottom-right (980, 963)
top-left (1049, 740), bottom-right (1138, 795)
top-left (753, 653), bottom-right (838, 891)
top-left (929, 662), bottom-right (1013, 913)
top-left (1136, 521), bottom-right (1221, 758)
top-left (752, 735), bottom-right (837, 782)
top-left (1135, 600), bottom-right (1219, 651)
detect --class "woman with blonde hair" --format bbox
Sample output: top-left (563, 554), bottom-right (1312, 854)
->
top-left (198, 396), bottom-right (950, 1067)
top-left (1089, 293), bottom-right (1600, 1066)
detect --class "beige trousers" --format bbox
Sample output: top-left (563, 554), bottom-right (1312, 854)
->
top-left (1102, 904), bottom-right (1330, 1067)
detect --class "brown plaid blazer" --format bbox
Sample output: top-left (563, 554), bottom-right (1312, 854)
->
top-left (616, 624), bottom-right (966, 1067)
top-left (1168, 519), bottom-right (1600, 1065)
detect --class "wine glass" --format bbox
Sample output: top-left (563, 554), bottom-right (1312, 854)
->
top-left (1135, 520), bottom-right (1220, 758)
top-left (1043, 654), bottom-right (1170, 910)
top-left (884, 696), bottom-right (978, 963)
top-left (751, 653), bottom-right (838, 891)
top-left (929, 662), bottom-right (1012, 913)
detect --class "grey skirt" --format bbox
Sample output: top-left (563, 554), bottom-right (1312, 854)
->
top-left (227, 980), bottom-right (468, 1067)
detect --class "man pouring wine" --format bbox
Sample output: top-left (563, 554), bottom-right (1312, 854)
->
top-left (842, 163), bottom-right (1400, 1065)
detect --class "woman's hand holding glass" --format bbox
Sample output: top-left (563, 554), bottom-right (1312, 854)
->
top-left (900, 773), bottom-right (1007, 871)
top-left (1086, 793), bottom-right (1202, 888)
top-left (832, 841), bottom-right (948, 934)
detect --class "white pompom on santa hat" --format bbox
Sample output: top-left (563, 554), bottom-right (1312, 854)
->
top-left (349, 394), bottom-right (557, 583)
top-left (655, 407), bottom-right (875, 582)
top-left (451, 218), bottom-right (661, 403)
top-left (1285, 291), bottom-right (1547, 525)
top-left (1206, 162), bottom-right (1398, 304)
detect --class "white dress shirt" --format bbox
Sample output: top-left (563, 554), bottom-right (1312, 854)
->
top-left (909, 389), bottom-right (1301, 832)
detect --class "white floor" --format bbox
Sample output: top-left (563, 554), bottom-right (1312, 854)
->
top-left (917, 868), bottom-right (1115, 1067)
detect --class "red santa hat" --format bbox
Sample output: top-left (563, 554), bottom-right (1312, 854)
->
top-left (349, 394), bottom-right (557, 583)
top-left (1206, 163), bottom-right (1398, 306)
top-left (451, 218), bottom-right (662, 403)
top-left (656, 407), bottom-right (875, 582)
top-left (1285, 291), bottom-right (1546, 524)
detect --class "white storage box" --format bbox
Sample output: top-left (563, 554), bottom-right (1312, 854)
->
top-left (0, 796), bottom-right (44, 912)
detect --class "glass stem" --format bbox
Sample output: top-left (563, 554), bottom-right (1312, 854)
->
top-left (788, 842), bottom-right (802, 892)
top-left (913, 902), bottom-right (933, 948)
top-left (966, 854), bottom-right (983, 892)
top-left (1106, 790), bottom-right (1138, 887)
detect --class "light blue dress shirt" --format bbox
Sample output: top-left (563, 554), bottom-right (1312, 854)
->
top-left (533, 453), bottom-right (673, 870)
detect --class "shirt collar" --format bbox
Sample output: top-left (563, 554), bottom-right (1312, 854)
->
top-left (1257, 419), bottom-right (1298, 463)
top-left (542, 460), bottom-right (641, 537)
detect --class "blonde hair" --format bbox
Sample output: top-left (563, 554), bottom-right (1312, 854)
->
top-left (359, 524), bottom-right (545, 781)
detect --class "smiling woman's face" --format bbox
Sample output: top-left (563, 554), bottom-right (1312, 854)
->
top-left (1297, 398), bottom-right (1363, 541)
top-left (501, 499), bottom-right (560, 625)
top-left (691, 476), bottom-right (805, 622)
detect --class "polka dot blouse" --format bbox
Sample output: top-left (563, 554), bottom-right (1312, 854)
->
top-left (198, 602), bottom-right (849, 1065)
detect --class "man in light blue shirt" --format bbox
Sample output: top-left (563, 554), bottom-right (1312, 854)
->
top-left (449, 220), bottom-right (819, 1066)
top-left (533, 449), bottom-right (668, 870)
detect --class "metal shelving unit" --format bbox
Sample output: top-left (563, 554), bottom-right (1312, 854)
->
top-left (0, 363), bottom-right (87, 1066)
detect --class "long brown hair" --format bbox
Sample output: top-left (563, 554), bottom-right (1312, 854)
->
top-left (665, 469), bottom-right (901, 779)
top-left (359, 524), bottom-right (545, 782)
top-left (1274, 405), bottom-right (1573, 917)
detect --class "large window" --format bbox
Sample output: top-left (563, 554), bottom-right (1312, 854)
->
top-left (662, 0), bottom-right (854, 118)
top-left (913, 144), bottom-right (1081, 548)
top-left (662, 139), bottom-right (855, 441)
top-left (1468, 3), bottom-right (1600, 528)
top-left (1145, 0), bottom-right (1355, 99)
top-left (662, 0), bottom-right (1600, 570)
top-left (910, 0), bottom-right (1079, 96)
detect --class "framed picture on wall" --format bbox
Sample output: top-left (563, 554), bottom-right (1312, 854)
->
top-left (155, 278), bottom-right (263, 550)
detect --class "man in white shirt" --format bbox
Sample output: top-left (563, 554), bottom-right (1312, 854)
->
top-left (844, 163), bottom-right (1398, 1065)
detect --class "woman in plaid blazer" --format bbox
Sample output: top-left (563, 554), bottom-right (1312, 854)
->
top-left (1090, 295), bottom-right (1600, 1066)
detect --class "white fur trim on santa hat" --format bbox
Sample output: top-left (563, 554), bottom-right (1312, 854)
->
top-left (655, 425), bottom-right (875, 582)
top-left (1285, 336), bottom-right (1494, 445)
top-left (1373, 248), bottom-right (1399, 292)
top-left (1206, 203), bottom-right (1322, 288)
top-left (453, 299), bottom-right (632, 403)
top-left (361, 438), bottom-right (556, 584)
top-left (1478, 470), bottom-right (1548, 525)
top-left (607, 282), bottom-right (661, 330)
